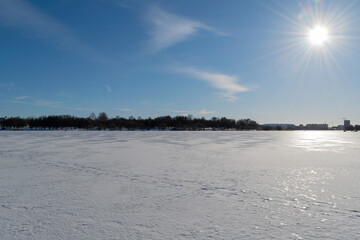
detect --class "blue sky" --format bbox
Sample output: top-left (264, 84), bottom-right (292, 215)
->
top-left (1, 0), bottom-right (360, 125)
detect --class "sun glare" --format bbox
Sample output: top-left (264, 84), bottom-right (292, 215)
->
top-left (247, 0), bottom-right (355, 76)
top-left (308, 26), bottom-right (329, 46)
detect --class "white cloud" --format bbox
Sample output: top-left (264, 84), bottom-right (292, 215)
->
top-left (15, 96), bottom-right (27, 100)
top-left (160, 109), bottom-right (192, 116)
top-left (0, 0), bottom-right (78, 49)
top-left (0, 82), bottom-right (14, 91)
top-left (114, 108), bottom-right (131, 111)
top-left (105, 85), bottom-right (112, 93)
top-left (107, 0), bottom-right (132, 8)
top-left (1, 97), bottom-right (94, 112)
top-left (0, 82), bottom-right (14, 87)
top-left (176, 67), bottom-right (249, 101)
top-left (66, 106), bottom-right (97, 112)
top-left (161, 109), bottom-right (215, 116)
top-left (115, 3), bottom-right (130, 9)
top-left (0, 0), bottom-right (109, 64)
top-left (146, 6), bottom-right (226, 52)
top-left (34, 100), bottom-right (63, 107)
top-left (168, 110), bottom-right (190, 114)
top-left (1, 98), bottom-right (62, 107)
top-left (199, 109), bottom-right (215, 115)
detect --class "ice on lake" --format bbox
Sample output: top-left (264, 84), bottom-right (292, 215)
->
top-left (1, 131), bottom-right (360, 239)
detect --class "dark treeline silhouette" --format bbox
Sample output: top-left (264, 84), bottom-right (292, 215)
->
top-left (0, 113), bottom-right (259, 131)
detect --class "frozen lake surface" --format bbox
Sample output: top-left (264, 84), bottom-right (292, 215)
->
top-left (1, 131), bottom-right (360, 239)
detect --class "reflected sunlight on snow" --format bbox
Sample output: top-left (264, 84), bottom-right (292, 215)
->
top-left (292, 131), bottom-right (354, 152)
top-left (1, 131), bottom-right (360, 239)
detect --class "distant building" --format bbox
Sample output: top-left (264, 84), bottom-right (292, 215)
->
top-left (0, 117), bottom-right (4, 129)
top-left (338, 125), bottom-right (344, 130)
top-left (305, 124), bottom-right (328, 130)
top-left (344, 120), bottom-right (350, 128)
top-left (263, 124), bottom-right (295, 129)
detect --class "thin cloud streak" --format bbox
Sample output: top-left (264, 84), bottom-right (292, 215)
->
top-left (114, 108), bottom-right (131, 111)
top-left (0, 99), bottom-right (62, 107)
top-left (0, 0), bottom-right (109, 63)
top-left (0, 82), bottom-right (14, 87)
top-left (176, 67), bottom-right (250, 101)
top-left (34, 100), bottom-right (63, 107)
top-left (1, 98), bottom-right (95, 112)
top-left (0, 0), bottom-right (77, 49)
top-left (0, 82), bottom-right (14, 91)
top-left (167, 109), bottom-right (190, 114)
top-left (158, 109), bottom-right (192, 117)
top-left (199, 109), bottom-right (215, 115)
top-left (161, 109), bottom-right (216, 116)
top-left (16, 96), bottom-right (27, 100)
top-left (105, 85), bottom-right (112, 93)
top-left (146, 6), bottom-right (226, 52)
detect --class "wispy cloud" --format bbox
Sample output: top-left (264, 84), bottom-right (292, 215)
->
top-left (199, 109), bottom-right (215, 115)
top-left (167, 109), bottom-right (190, 114)
top-left (0, 82), bottom-right (14, 87)
top-left (114, 108), bottom-right (131, 111)
top-left (1, 97), bottom-right (94, 112)
top-left (0, 0), bottom-right (78, 49)
top-left (0, 82), bottom-right (14, 91)
top-left (175, 67), bottom-right (249, 101)
top-left (105, 85), bottom-right (112, 93)
top-left (115, 3), bottom-right (131, 9)
top-left (12, 96), bottom-right (58, 106)
top-left (15, 96), bottom-right (27, 100)
top-left (33, 100), bottom-right (63, 107)
top-left (161, 109), bottom-right (216, 116)
top-left (66, 106), bottom-right (97, 112)
top-left (1, 98), bottom-right (62, 107)
top-left (106, 0), bottom-right (132, 9)
top-left (0, 0), bottom-right (108, 63)
top-left (146, 6), bottom-right (226, 52)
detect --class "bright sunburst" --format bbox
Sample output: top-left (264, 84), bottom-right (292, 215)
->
top-left (253, 0), bottom-right (357, 77)
top-left (308, 26), bottom-right (329, 46)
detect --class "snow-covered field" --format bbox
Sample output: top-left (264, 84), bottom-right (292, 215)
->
top-left (1, 131), bottom-right (360, 239)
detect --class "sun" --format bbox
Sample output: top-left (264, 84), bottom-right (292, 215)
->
top-left (308, 26), bottom-right (329, 46)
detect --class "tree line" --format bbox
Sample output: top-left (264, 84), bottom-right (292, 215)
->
top-left (0, 113), bottom-right (259, 131)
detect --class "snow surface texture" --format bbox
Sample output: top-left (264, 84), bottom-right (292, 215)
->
top-left (1, 131), bottom-right (360, 239)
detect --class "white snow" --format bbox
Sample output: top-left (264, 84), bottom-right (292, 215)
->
top-left (1, 131), bottom-right (360, 239)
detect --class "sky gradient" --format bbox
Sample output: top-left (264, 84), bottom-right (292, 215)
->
top-left (1, 0), bottom-right (360, 125)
